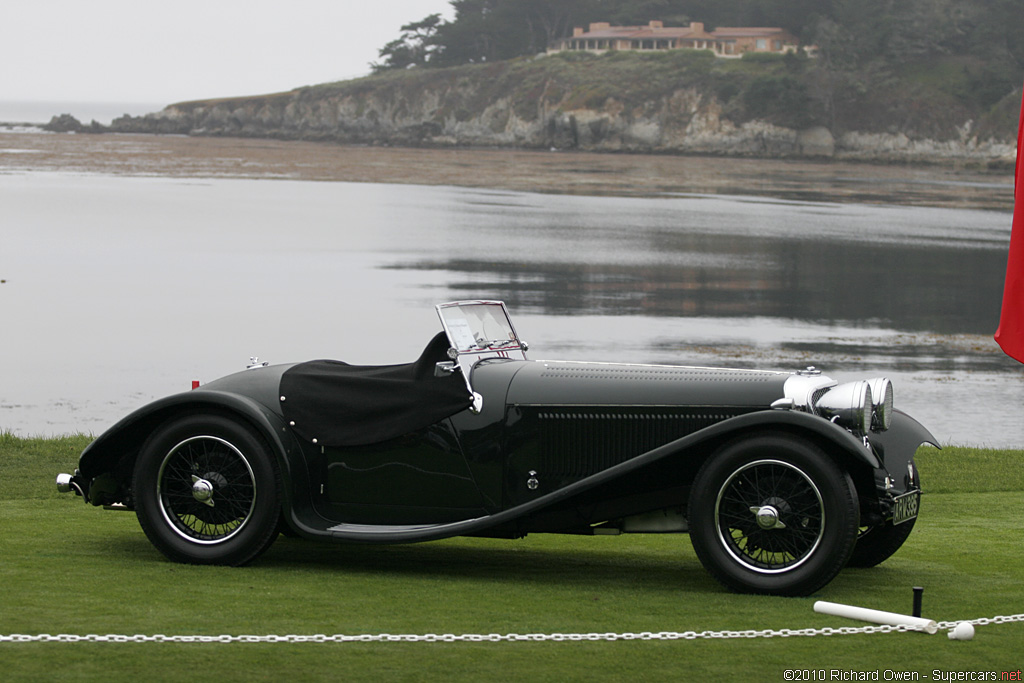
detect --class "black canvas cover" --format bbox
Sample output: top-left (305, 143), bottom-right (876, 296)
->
top-left (278, 332), bottom-right (473, 447)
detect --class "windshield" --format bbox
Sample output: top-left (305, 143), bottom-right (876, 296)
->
top-left (436, 301), bottom-right (523, 354)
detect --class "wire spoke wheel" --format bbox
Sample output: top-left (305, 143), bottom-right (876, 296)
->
top-left (134, 415), bottom-right (281, 565)
top-left (689, 434), bottom-right (859, 596)
top-left (715, 459), bottom-right (824, 573)
top-left (157, 436), bottom-right (257, 544)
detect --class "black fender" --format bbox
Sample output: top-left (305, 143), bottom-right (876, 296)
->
top-left (314, 408), bottom-right (880, 544)
top-left (76, 388), bottom-right (310, 518)
top-left (647, 407), bottom-right (883, 469)
top-left (866, 408), bottom-right (938, 496)
top-left (870, 409), bottom-right (940, 462)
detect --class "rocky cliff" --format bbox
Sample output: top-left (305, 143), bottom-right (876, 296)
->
top-left (105, 54), bottom-right (1016, 166)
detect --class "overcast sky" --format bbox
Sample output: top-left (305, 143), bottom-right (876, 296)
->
top-left (1, 0), bottom-right (454, 105)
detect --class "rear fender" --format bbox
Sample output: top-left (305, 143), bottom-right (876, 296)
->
top-left (76, 390), bottom-right (309, 515)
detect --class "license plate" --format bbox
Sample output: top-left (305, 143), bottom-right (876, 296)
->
top-left (892, 490), bottom-right (920, 525)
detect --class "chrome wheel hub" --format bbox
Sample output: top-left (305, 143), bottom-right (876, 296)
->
top-left (751, 504), bottom-right (787, 530)
top-left (191, 476), bottom-right (215, 507)
top-left (715, 459), bottom-right (826, 574)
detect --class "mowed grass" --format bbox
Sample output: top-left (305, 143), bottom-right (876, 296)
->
top-left (2, 433), bottom-right (1023, 681)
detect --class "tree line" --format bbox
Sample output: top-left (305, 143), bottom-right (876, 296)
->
top-left (374, 0), bottom-right (1022, 114)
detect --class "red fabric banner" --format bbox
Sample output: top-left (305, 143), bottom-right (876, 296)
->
top-left (994, 85), bottom-right (1024, 363)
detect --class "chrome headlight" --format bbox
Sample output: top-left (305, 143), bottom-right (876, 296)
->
top-left (866, 377), bottom-right (894, 431)
top-left (815, 380), bottom-right (873, 434)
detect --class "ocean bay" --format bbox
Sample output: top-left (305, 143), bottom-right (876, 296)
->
top-left (0, 134), bottom-right (1020, 446)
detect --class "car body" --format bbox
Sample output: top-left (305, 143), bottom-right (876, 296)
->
top-left (57, 300), bottom-right (935, 596)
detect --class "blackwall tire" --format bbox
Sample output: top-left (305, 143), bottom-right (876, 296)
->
top-left (847, 517), bottom-right (917, 568)
top-left (133, 414), bottom-right (281, 565)
top-left (688, 433), bottom-right (859, 596)
top-left (847, 459), bottom-right (919, 568)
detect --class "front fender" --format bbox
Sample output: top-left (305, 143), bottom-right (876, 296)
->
top-left (870, 409), bottom-right (940, 459)
top-left (659, 408), bottom-right (882, 469)
top-left (868, 408), bottom-right (939, 495)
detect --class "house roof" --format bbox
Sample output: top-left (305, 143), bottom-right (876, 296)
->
top-left (571, 21), bottom-right (713, 41)
top-left (711, 27), bottom-right (789, 38)
top-left (578, 26), bottom-right (709, 40)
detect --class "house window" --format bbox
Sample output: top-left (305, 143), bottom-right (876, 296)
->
top-left (756, 39), bottom-right (767, 50)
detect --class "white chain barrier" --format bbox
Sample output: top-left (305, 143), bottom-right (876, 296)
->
top-left (2, 614), bottom-right (1022, 644)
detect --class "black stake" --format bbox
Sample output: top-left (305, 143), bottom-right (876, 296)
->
top-left (912, 586), bottom-right (924, 618)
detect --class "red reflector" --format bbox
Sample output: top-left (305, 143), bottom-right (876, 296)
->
top-left (192, 380), bottom-right (200, 390)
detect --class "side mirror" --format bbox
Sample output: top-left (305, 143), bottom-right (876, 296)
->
top-left (434, 361), bottom-right (459, 377)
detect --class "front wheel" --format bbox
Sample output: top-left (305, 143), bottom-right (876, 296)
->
top-left (688, 434), bottom-right (860, 596)
top-left (847, 459), bottom-right (920, 568)
top-left (133, 414), bottom-right (281, 565)
top-left (847, 516), bottom-right (917, 568)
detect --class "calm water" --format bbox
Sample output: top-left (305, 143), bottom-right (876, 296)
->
top-left (1, 171), bottom-right (1020, 446)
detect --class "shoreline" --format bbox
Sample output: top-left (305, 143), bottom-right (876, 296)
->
top-left (0, 130), bottom-right (1014, 212)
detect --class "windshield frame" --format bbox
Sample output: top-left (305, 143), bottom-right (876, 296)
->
top-left (436, 300), bottom-right (525, 356)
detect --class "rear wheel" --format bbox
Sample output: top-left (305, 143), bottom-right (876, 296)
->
top-left (133, 414), bottom-right (281, 565)
top-left (688, 434), bottom-right (859, 596)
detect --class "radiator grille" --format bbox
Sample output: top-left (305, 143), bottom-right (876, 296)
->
top-left (536, 408), bottom-right (742, 478)
top-left (810, 387), bottom-right (830, 415)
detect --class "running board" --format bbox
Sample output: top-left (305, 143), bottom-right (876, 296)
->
top-left (325, 517), bottom-right (488, 542)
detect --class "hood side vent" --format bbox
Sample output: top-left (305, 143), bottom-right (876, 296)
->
top-left (537, 407), bottom-right (748, 479)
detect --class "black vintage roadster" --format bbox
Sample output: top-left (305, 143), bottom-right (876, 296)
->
top-left (57, 301), bottom-right (934, 596)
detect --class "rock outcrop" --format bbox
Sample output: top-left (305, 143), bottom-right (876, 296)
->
top-left (43, 114), bottom-right (106, 134)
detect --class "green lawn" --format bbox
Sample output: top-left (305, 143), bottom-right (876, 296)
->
top-left (2, 434), bottom-right (1022, 681)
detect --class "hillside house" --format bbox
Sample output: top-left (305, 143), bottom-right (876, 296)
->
top-left (551, 20), bottom-right (799, 58)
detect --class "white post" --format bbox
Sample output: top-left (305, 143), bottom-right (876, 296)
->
top-left (813, 601), bottom-right (938, 634)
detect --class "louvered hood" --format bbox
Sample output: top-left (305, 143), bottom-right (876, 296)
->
top-left (505, 360), bottom-right (790, 409)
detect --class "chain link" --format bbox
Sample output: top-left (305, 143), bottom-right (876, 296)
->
top-left (3, 613), bottom-right (1022, 644)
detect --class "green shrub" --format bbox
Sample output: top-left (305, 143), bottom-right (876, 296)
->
top-left (740, 51), bottom-right (786, 63)
top-left (741, 74), bottom-right (817, 128)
